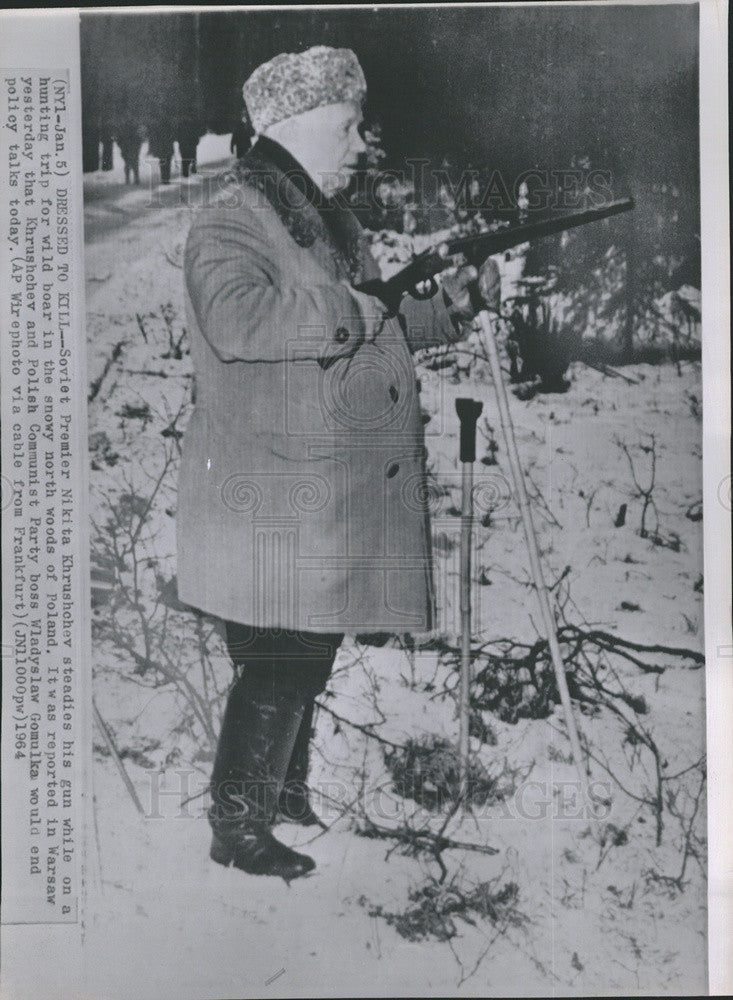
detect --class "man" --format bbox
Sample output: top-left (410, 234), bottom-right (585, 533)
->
top-left (177, 117), bottom-right (202, 178)
top-left (230, 112), bottom-right (255, 159)
top-left (115, 120), bottom-right (143, 185)
top-left (147, 118), bottom-right (175, 185)
top-left (177, 46), bottom-right (498, 881)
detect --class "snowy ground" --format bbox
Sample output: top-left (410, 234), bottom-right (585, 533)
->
top-left (82, 137), bottom-right (707, 998)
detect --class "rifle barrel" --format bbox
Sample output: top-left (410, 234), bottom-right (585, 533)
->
top-left (360, 196), bottom-right (634, 311)
top-left (446, 197), bottom-right (634, 259)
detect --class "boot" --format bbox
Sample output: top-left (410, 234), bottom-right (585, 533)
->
top-left (277, 698), bottom-right (325, 827)
top-left (208, 671), bottom-right (316, 881)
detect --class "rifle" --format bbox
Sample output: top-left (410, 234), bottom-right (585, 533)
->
top-left (356, 197), bottom-right (634, 314)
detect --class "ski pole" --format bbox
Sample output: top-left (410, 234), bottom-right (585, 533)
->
top-left (455, 396), bottom-right (484, 804)
top-left (474, 306), bottom-right (591, 809)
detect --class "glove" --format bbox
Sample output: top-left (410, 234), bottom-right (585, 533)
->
top-left (442, 258), bottom-right (502, 323)
top-left (348, 284), bottom-right (390, 343)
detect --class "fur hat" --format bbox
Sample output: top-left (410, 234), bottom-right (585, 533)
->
top-left (243, 45), bottom-right (366, 134)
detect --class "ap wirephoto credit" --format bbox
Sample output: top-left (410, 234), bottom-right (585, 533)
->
top-left (1, 4), bottom-right (730, 998)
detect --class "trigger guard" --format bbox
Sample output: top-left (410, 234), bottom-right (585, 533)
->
top-left (409, 277), bottom-right (439, 301)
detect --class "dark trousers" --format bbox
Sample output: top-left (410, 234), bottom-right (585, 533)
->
top-left (159, 155), bottom-right (172, 184)
top-left (223, 623), bottom-right (343, 698)
top-left (209, 624), bottom-right (343, 826)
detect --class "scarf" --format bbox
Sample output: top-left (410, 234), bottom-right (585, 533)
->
top-left (231, 135), bottom-right (366, 284)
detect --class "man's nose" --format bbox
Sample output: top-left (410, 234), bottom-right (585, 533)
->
top-left (351, 130), bottom-right (367, 156)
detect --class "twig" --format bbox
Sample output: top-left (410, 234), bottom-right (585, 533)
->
top-left (357, 814), bottom-right (500, 863)
top-left (316, 701), bottom-right (406, 750)
top-left (563, 624), bottom-right (704, 666)
top-left (583, 360), bottom-right (639, 385)
top-left (135, 313), bottom-right (149, 342)
top-left (524, 469), bottom-right (563, 528)
top-left (88, 340), bottom-right (126, 403)
top-left (92, 699), bottom-right (145, 815)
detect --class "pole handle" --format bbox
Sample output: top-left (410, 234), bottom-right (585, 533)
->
top-left (455, 397), bottom-right (484, 463)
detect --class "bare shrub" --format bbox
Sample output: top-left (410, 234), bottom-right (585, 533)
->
top-left (383, 735), bottom-right (509, 811)
top-left (361, 873), bottom-right (524, 943)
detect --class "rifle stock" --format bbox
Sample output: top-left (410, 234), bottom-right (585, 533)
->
top-left (357, 196), bottom-right (634, 313)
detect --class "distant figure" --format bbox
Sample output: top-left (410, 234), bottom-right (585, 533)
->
top-left (115, 121), bottom-right (143, 184)
top-left (506, 282), bottom-right (572, 394)
top-left (178, 119), bottom-right (202, 178)
top-left (148, 122), bottom-right (176, 185)
top-left (82, 126), bottom-right (101, 173)
top-left (101, 134), bottom-right (114, 171)
top-left (230, 116), bottom-right (254, 159)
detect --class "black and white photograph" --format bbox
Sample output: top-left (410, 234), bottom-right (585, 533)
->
top-left (1, 3), bottom-right (730, 998)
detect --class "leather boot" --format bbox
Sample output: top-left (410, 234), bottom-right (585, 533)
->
top-left (277, 697), bottom-right (325, 827)
top-left (208, 672), bottom-right (316, 881)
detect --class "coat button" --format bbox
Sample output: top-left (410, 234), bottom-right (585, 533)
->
top-left (389, 384), bottom-right (399, 402)
top-left (386, 463), bottom-right (399, 478)
top-left (335, 326), bottom-right (349, 343)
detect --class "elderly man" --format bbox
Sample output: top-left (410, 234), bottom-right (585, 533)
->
top-left (177, 46), bottom-right (498, 880)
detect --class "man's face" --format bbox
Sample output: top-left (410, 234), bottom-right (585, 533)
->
top-left (272, 100), bottom-right (366, 195)
top-left (315, 101), bottom-right (367, 191)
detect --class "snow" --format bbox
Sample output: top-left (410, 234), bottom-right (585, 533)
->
top-left (82, 161), bottom-right (706, 997)
top-left (85, 132), bottom-right (233, 187)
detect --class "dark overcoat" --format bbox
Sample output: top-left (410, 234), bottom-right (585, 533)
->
top-left (176, 138), bottom-right (460, 633)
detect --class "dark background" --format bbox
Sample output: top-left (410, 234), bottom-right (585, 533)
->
top-left (80, 5), bottom-right (701, 325)
top-left (80, 5), bottom-right (698, 178)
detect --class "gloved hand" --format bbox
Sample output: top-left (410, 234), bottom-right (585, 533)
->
top-left (442, 258), bottom-right (502, 322)
top-left (348, 283), bottom-right (390, 343)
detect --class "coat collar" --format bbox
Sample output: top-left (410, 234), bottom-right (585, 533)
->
top-left (233, 136), bottom-right (367, 283)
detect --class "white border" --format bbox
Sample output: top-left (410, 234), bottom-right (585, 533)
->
top-left (699, 0), bottom-right (732, 994)
top-left (0, 2), bottom-right (729, 995)
top-left (0, 11), bottom-right (92, 998)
